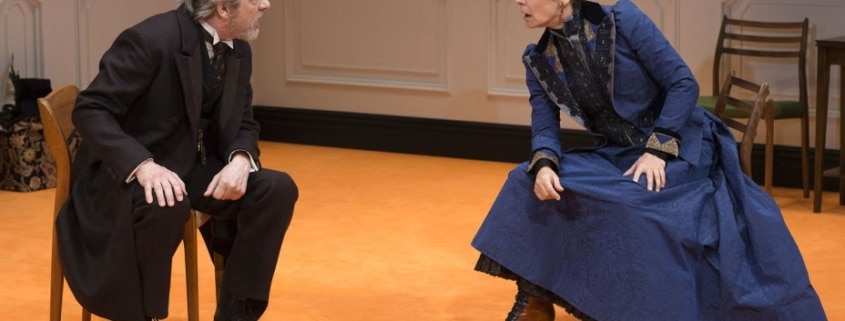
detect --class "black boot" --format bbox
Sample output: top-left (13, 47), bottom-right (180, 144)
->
top-left (214, 293), bottom-right (268, 321)
top-left (505, 288), bottom-right (555, 321)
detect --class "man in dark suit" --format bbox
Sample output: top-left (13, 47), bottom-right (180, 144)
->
top-left (56, 1), bottom-right (297, 320)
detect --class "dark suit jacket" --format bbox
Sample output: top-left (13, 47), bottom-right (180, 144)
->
top-left (56, 5), bottom-right (261, 320)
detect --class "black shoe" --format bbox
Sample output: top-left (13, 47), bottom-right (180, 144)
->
top-left (214, 294), bottom-right (268, 321)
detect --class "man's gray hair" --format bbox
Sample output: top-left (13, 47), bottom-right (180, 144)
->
top-left (181, 0), bottom-right (241, 21)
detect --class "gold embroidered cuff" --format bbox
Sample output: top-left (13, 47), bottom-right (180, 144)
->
top-left (646, 132), bottom-right (680, 158)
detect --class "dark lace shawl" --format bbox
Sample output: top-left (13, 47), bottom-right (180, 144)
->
top-left (524, 8), bottom-right (654, 147)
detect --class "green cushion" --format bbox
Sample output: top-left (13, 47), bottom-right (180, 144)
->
top-left (697, 95), bottom-right (805, 119)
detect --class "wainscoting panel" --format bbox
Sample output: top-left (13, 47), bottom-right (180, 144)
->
top-left (284, 0), bottom-right (448, 91)
top-left (0, 0), bottom-right (42, 78)
top-left (74, 0), bottom-right (178, 86)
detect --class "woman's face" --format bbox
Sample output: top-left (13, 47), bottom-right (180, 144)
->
top-left (514, 0), bottom-right (570, 29)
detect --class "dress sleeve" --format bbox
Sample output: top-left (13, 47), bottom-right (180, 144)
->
top-left (613, 0), bottom-right (699, 159)
top-left (523, 44), bottom-right (564, 165)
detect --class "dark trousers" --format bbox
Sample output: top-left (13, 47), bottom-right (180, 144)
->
top-left (131, 156), bottom-right (298, 317)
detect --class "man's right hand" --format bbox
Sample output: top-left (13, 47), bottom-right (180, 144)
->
top-left (135, 160), bottom-right (187, 207)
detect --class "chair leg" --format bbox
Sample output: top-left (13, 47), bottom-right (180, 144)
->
top-left (82, 310), bottom-right (91, 321)
top-left (765, 105), bottom-right (774, 195)
top-left (185, 213), bottom-right (200, 321)
top-left (801, 114), bottom-right (810, 198)
top-left (50, 227), bottom-right (64, 321)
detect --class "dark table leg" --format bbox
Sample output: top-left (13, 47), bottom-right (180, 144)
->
top-left (840, 65), bottom-right (845, 205)
top-left (814, 48), bottom-right (829, 213)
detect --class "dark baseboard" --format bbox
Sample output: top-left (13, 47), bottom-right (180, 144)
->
top-left (255, 106), bottom-right (838, 191)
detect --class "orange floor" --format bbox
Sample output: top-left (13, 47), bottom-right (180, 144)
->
top-left (1, 142), bottom-right (842, 321)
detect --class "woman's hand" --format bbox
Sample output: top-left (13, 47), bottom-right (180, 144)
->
top-left (534, 166), bottom-right (564, 200)
top-left (623, 153), bottom-right (667, 192)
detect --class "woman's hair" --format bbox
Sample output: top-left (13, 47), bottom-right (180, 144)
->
top-left (182, 0), bottom-right (241, 21)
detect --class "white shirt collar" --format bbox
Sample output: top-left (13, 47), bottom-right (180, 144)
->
top-left (200, 20), bottom-right (234, 49)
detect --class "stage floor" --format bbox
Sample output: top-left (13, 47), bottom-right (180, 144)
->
top-left (1, 142), bottom-right (842, 320)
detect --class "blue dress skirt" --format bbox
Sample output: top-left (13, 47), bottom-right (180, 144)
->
top-left (471, 113), bottom-right (827, 321)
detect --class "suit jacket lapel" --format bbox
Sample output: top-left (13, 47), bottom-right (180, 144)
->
top-left (175, 47), bottom-right (204, 132)
top-left (175, 8), bottom-right (204, 132)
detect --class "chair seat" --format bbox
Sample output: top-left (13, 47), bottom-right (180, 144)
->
top-left (698, 95), bottom-right (805, 119)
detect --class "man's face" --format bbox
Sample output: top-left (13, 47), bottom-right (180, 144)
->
top-left (226, 0), bottom-right (270, 41)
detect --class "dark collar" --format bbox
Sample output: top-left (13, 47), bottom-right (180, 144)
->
top-left (580, 1), bottom-right (607, 25)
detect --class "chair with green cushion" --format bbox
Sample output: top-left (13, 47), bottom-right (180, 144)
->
top-left (698, 16), bottom-right (809, 197)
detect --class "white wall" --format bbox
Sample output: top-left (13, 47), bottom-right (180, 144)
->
top-left (2, 0), bottom-right (843, 148)
top-left (251, 0), bottom-right (724, 132)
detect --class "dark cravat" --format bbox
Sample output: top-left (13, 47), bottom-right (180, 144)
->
top-left (211, 42), bottom-right (230, 91)
top-left (204, 30), bottom-right (230, 91)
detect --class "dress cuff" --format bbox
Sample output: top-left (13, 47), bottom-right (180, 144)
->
top-left (645, 129), bottom-right (680, 160)
top-left (527, 150), bottom-right (559, 174)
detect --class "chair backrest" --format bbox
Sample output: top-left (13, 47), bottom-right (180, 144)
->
top-left (713, 73), bottom-right (772, 176)
top-left (37, 85), bottom-right (80, 218)
top-left (710, 16), bottom-right (808, 106)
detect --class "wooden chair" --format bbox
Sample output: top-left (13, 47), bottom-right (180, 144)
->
top-left (712, 74), bottom-right (774, 181)
top-left (697, 16), bottom-right (809, 196)
top-left (39, 85), bottom-right (220, 321)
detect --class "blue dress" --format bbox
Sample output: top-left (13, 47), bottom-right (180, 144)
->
top-left (471, 1), bottom-right (827, 320)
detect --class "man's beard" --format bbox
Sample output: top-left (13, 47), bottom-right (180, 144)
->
top-left (228, 13), bottom-right (261, 41)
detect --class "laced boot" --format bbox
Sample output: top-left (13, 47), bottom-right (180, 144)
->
top-left (505, 289), bottom-right (555, 321)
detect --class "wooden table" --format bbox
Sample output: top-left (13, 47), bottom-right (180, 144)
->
top-left (813, 36), bottom-right (845, 212)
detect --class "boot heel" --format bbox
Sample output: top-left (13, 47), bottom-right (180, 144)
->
top-left (505, 289), bottom-right (555, 321)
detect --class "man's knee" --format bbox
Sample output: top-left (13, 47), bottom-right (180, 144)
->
top-left (271, 171), bottom-right (298, 204)
top-left (254, 170), bottom-right (298, 207)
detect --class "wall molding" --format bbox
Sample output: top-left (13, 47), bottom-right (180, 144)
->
top-left (254, 105), bottom-right (835, 191)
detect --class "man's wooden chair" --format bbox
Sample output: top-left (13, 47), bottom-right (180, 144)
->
top-left (711, 73), bottom-right (774, 180)
top-left (697, 16), bottom-right (809, 196)
top-left (39, 85), bottom-right (221, 321)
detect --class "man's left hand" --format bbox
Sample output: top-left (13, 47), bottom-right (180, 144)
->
top-left (204, 153), bottom-right (252, 200)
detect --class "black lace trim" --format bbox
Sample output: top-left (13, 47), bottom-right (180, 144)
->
top-left (475, 255), bottom-right (599, 321)
top-left (526, 12), bottom-right (650, 147)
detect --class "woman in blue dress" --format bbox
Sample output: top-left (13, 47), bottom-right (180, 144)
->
top-left (471, 0), bottom-right (827, 320)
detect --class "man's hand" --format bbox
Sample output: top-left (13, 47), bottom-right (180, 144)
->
top-left (136, 160), bottom-right (187, 207)
top-left (534, 166), bottom-right (564, 201)
top-left (623, 153), bottom-right (667, 192)
top-left (204, 153), bottom-right (251, 201)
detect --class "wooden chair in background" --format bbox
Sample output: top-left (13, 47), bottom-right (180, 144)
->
top-left (712, 74), bottom-right (774, 182)
top-left (39, 85), bottom-right (220, 321)
top-left (697, 16), bottom-right (809, 196)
